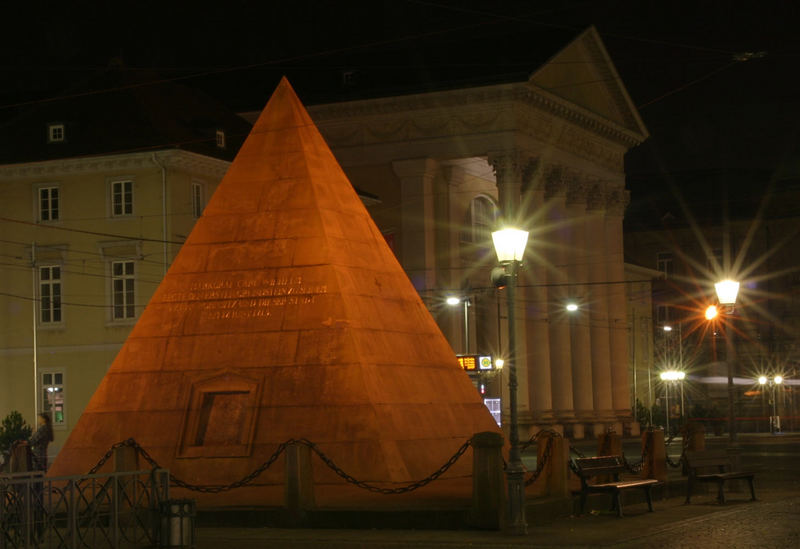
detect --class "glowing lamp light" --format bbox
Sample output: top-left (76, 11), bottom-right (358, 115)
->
top-left (566, 303), bottom-right (578, 312)
top-left (663, 325), bottom-right (673, 332)
top-left (705, 305), bottom-right (718, 320)
top-left (495, 358), bottom-right (504, 369)
top-left (758, 376), bottom-right (767, 385)
top-left (774, 375), bottom-right (783, 385)
top-left (445, 296), bottom-right (461, 306)
top-left (659, 370), bottom-right (685, 381)
top-left (715, 279), bottom-right (740, 306)
top-left (491, 228), bottom-right (529, 263)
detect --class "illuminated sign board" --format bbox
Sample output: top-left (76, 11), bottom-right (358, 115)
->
top-left (457, 355), bottom-right (494, 371)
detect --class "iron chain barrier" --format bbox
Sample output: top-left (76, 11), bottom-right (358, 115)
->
top-left (622, 433), bottom-right (648, 474)
top-left (664, 430), bottom-right (690, 469)
top-left (88, 437), bottom-right (473, 496)
top-left (521, 430), bottom-right (560, 487)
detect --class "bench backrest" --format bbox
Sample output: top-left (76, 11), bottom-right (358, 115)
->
top-left (683, 449), bottom-right (732, 473)
top-left (574, 455), bottom-right (626, 478)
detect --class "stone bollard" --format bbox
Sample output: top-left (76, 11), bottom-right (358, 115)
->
top-left (284, 441), bottom-right (315, 525)
top-left (597, 431), bottom-right (622, 457)
top-left (114, 444), bottom-right (139, 472)
top-left (595, 431), bottom-right (623, 483)
top-left (10, 442), bottom-right (31, 473)
top-left (685, 422), bottom-right (705, 451)
top-left (641, 429), bottom-right (666, 483)
top-left (471, 431), bottom-right (504, 530)
top-left (538, 432), bottom-right (570, 498)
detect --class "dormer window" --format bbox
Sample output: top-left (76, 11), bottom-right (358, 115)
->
top-left (48, 124), bottom-right (65, 143)
top-left (215, 130), bottom-right (226, 149)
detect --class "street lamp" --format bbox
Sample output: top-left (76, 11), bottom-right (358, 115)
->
top-left (715, 278), bottom-right (740, 444)
top-left (446, 296), bottom-right (471, 354)
top-left (760, 375), bottom-right (783, 434)
top-left (491, 226), bottom-right (529, 535)
top-left (659, 370), bottom-right (686, 436)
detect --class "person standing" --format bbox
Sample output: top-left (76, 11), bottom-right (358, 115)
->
top-left (29, 413), bottom-right (53, 472)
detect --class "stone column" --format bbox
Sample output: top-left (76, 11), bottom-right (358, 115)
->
top-left (605, 188), bottom-right (632, 424)
top-left (544, 167), bottom-right (574, 424)
top-left (489, 152), bottom-right (542, 427)
top-left (585, 183), bottom-right (615, 435)
top-left (393, 158), bottom-right (439, 292)
top-left (566, 177), bottom-right (593, 439)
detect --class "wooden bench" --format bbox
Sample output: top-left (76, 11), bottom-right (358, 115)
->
top-left (683, 449), bottom-right (756, 504)
top-left (574, 456), bottom-right (661, 517)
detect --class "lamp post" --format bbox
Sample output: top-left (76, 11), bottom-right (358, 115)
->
top-left (760, 375), bottom-right (783, 434)
top-left (715, 279), bottom-right (740, 444)
top-left (659, 370), bottom-right (685, 436)
top-left (446, 296), bottom-right (471, 354)
top-left (491, 226), bottom-right (529, 535)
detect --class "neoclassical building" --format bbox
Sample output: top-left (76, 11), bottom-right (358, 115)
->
top-left (1, 26), bottom-right (653, 465)
top-left (298, 26), bottom-right (650, 437)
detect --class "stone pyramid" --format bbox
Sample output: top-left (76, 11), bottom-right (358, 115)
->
top-left (50, 78), bottom-right (500, 506)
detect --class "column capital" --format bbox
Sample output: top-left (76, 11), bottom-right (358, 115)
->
top-left (586, 182), bottom-right (607, 211)
top-left (544, 164), bottom-right (569, 199)
top-left (605, 189), bottom-right (630, 217)
top-left (487, 150), bottom-right (535, 183)
top-left (391, 157), bottom-right (439, 180)
top-left (566, 175), bottom-right (590, 206)
top-left (488, 150), bottom-right (536, 223)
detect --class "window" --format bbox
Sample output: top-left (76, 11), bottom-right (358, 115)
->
top-left (656, 251), bottom-right (674, 278)
top-left (461, 195), bottom-right (499, 245)
top-left (111, 260), bottom-right (135, 319)
top-left (215, 130), bottom-right (226, 149)
top-left (48, 124), bottom-right (64, 143)
top-left (39, 265), bottom-right (62, 324)
top-left (41, 371), bottom-right (66, 427)
top-left (192, 181), bottom-right (205, 218)
top-left (111, 180), bottom-right (133, 216)
top-left (656, 305), bottom-right (671, 324)
top-left (39, 186), bottom-right (60, 222)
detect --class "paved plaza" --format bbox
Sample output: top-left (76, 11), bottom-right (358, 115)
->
top-left (194, 434), bottom-right (800, 548)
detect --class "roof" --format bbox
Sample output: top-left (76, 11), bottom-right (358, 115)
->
top-left (0, 66), bottom-right (252, 164)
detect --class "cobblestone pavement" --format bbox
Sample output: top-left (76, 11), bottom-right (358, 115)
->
top-left (195, 435), bottom-right (800, 548)
top-left (196, 494), bottom-right (800, 548)
top-left (610, 497), bottom-right (800, 549)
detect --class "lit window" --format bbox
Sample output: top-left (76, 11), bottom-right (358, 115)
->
top-left (111, 260), bottom-right (135, 319)
top-left (39, 186), bottom-right (60, 222)
top-left (215, 130), bottom-right (226, 149)
top-left (39, 265), bottom-right (62, 324)
top-left (192, 181), bottom-right (205, 218)
top-left (48, 124), bottom-right (64, 143)
top-left (111, 180), bottom-right (133, 216)
top-left (41, 371), bottom-right (66, 427)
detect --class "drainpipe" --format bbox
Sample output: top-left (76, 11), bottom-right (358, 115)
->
top-left (32, 242), bottom-right (39, 416)
top-left (152, 153), bottom-right (168, 276)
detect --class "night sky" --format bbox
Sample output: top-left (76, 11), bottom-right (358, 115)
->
top-left (3, 1), bottom-right (799, 225)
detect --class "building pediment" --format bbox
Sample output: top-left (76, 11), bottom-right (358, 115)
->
top-left (528, 26), bottom-right (649, 140)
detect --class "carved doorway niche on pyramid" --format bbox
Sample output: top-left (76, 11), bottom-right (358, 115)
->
top-left (177, 370), bottom-right (263, 458)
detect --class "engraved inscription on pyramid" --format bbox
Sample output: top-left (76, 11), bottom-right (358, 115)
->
top-left (50, 78), bottom-right (499, 506)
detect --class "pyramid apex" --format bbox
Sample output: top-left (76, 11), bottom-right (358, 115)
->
top-left (250, 77), bottom-right (311, 133)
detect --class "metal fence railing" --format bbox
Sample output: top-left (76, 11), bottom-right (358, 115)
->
top-left (1, 468), bottom-right (169, 549)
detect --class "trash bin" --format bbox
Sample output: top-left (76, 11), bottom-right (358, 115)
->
top-left (160, 499), bottom-right (195, 548)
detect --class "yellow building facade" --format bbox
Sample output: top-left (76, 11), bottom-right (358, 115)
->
top-left (0, 150), bottom-right (229, 457)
